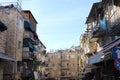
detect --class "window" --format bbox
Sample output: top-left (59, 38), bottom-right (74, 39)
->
top-left (67, 55), bottom-right (69, 59)
top-left (71, 55), bottom-right (75, 58)
top-left (58, 54), bottom-right (61, 59)
top-left (18, 41), bottom-right (21, 49)
top-left (67, 63), bottom-right (69, 68)
top-left (73, 63), bottom-right (74, 67)
top-left (52, 55), bottom-right (54, 59)
top-left (52, 64), bottom-right (55, 67)
top-left (17, 61), bottom-right (23, 72)
top-left (18, 18), bottom-right (23, 30)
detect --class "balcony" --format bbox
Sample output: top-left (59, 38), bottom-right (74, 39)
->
top-left (90, 20), bottom-right (106, 41)
top-left (21, 68), bottom-right (33, 78)
top-left (23, 52), bottom-right (34, 60)
top-left (62, 58), bottom-right (69, 61)
top-left (22, 47), bottom-right (35, 60)
top-left (23, 39), bottom-right (36, 52)
top-left (23, 30), bottom-right (34, 42)
top-left (31, 37), bottom-right (39, 45)
top-left (110, 10), bottom-right (120, 36)
top-left (85, 49), bottom-right (95, 57)
top-left (41, 61), bottom-right (45, 66)
top-left (61, 66), bottom-right (70, 70)
top-left (85, 42), bottom-right (97, 56)
top-left (61, 74), bottom-right (71, 78)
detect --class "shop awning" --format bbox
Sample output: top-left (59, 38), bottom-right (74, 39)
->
top-left (24, 21), bottom-right (34, 32)
top-left (88, 52), bottom-right (104, 64)
top-left (0, 52), bottom-right (16, 61)
top-left (0, 21), bottom-right (7, 32)
top-left (88, 39), bottom-right (120, 64)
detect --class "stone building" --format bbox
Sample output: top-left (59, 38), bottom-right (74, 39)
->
top-left (0, 18), bottom-right (16, 80)
top-left (36, 40), bottom-right (47, 80)
top-left (81, 0), bottom-right (120, 79)
top-left (47, 47), bottom-right (79, 80)
top-left (0, 2), bottom-right (24, 79)
top-left (0, 1), bottom-right (46, 80)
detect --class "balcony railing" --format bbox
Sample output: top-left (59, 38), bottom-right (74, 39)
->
top-left (31, 37), bottom-right (39, 45)
top-left (23, 30), bottom-right (34, 42)
top-left (61, 74), bottom-right (71, 78)
top-left (61, 66), bottom-right (70, 70)
top-left (61, 58), bottom-right (69, 61)
top-left (90, 19), bottom-right (106, 41)
top-left (23, 47), bottom-right (34, 60)
top-left (23, 52), bottom-right (34, 60)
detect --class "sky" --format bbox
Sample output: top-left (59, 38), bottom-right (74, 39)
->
top-left (0, 0), bottom-right (100, 52)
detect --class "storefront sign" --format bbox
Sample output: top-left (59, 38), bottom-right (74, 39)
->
top-left (112, 47), bottom-right (120, 59)
top-left (114, 58), bottom-right (120, 71)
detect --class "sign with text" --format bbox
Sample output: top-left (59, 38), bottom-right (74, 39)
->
top-left (112, 47), bottom-right (120, 59)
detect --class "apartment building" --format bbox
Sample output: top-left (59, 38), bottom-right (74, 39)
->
top-left (21, 10), bottom-right (47, 80)
top-left (0, 1), bottom-right (47, 80)
top-left (47, 47), bottom-right (79, 80)
top-left (79, 32), bottom-right (97, 80)
top-left (82, 0), bottom-right (120, 79)
top-left (36, 40), bottom-right (47, 80)
top-left (21, 10), bottom-right (39, 80)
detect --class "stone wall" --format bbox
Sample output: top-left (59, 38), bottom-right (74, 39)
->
top-left (0, 31), bottom-right (7, 53)
top-left (0, 8), bottom-right (24, 80)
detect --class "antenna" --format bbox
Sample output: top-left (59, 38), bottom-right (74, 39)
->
top-left (0, 0), bottom-right (22, 11)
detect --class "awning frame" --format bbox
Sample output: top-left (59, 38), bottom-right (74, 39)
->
top-left (0, 52), bottom-right (16, 62)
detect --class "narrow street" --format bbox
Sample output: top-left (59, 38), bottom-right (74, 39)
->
top-left (0, 0), bottom-right (120, 80)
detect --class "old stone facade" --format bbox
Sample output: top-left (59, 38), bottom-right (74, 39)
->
top-left (79, 0), bottom-right (120, 80)
top-left (47, 47), bottom-right (79, 80)
top-left (0, 5), bottom-right (24, 79)
top-left (0, 2), bottom-right (46, 80)
top-left (0, 20), bottom-right (8, 80)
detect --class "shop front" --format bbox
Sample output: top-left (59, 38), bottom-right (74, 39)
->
top-left (88, 39), bottom-right (120, 80)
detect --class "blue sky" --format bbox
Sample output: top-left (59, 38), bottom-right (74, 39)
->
top-left (0, 0), bottom-right (100, 52)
